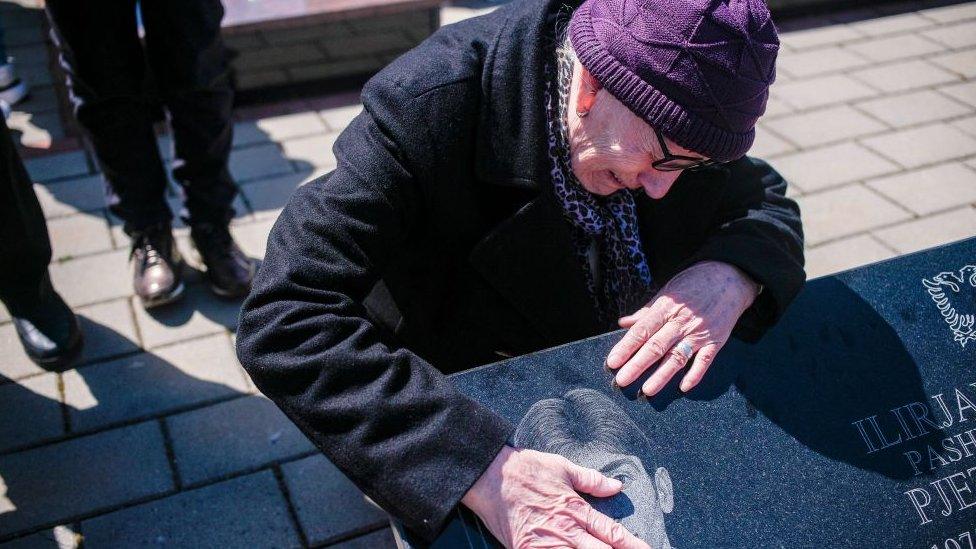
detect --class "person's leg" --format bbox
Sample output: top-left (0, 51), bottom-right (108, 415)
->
top-left (44, 0), bottom-right (171, 234)
top-left (140, 0), bottom-right (236, 227)
top-left (0, 115), bottom-right (81, 365)
top-left (141, 0), bottom-right (254, 298)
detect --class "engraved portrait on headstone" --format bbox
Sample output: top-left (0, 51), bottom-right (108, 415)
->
top-left (513, 388), bottom-right (674, 548)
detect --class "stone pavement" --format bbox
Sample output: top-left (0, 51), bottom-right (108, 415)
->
top-left (2, 0), bottom-right (976, 547)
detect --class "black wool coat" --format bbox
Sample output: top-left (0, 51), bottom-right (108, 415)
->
top-left (236, 0), bottom-right (805, 541)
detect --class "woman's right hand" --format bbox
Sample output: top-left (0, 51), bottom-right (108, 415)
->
top-left (461, 446), bottom-right (650, 549)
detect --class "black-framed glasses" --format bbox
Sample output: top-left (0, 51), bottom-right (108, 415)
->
top-left (651, 128), bottom-right (720, 172)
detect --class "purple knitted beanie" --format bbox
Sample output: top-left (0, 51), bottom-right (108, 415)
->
top-left (569, 0), bottom-right (780, 162)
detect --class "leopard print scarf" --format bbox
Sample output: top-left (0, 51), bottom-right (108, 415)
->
top-left (543, 30), bottom-right (654, 325)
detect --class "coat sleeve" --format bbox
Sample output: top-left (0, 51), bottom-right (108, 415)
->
top-left (683, 155), bottom-right (806, 342)
top-left (235, 108), bottom-right (512, 541)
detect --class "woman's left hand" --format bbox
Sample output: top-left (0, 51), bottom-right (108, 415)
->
top-left (606, 260), bottom-right (761, 397)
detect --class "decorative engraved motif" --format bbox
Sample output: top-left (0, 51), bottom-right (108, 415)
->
top-left (922, 265), bottom-right (976, 348)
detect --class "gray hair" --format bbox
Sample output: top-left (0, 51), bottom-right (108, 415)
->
top-left (513, 388), bottom-right (652, 463)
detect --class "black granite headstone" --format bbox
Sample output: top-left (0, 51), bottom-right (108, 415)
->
top-left (397, 237), bottom-right (976, 548)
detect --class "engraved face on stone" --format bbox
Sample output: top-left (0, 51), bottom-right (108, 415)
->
top-left (513, 388), bottom-right (674, 548)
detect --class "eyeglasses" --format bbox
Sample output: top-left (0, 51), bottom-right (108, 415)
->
top-left (651, 128), bottom-right (720, 172)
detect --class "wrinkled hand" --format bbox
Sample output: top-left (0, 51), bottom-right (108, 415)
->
top-left (462, 446), bottom-right (650, 549)
top-left (606, 261), bottom-right (760, 397)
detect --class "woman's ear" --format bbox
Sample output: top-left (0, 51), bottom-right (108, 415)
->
top-left (576, 66), bottom-right (602, 117)
top-left (655, 467), bottom-right (675, 514)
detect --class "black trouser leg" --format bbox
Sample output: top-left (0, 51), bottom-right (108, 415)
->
top-left (141, 0), bottom-right (237, 227)
top-left (0, 116), bottom-right (53, 315)
top-left (44, 0), bottom-right (172, 235)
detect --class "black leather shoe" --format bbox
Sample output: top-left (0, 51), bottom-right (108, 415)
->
top-left (190, 222), bottom-right (256, 298)
top-left (12, 275), bottom-right (83, 367)
top-left (131, 222), bottom-right (185, 308)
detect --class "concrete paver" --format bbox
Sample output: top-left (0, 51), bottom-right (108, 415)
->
top-left (764, 104), bottom-right (888, 148)
top-left (855, 89), bottom-right (972, 127)
top-left (49, 248), bottom-right (131, 308)
top-left (777, 47), bottom-right (870, 78)
top-left (0, 322), bottom-right (46, 381)
top-left (768, 142), bottom-right (900, 192)
top-left (80, 471), bottom-right (300, 548)
top-left (0, 373), bottom-right (63, 453)
top-left (229, 142), bottom-right (295, 183)
top-left (62, 333), bottom-right (249, 432)
top-left (921, 19), bottom-right (976, 48)
top-left (282, 454), bottom-right (389, 546)
top-left (0, 421), bottom-right (172, 538)
top-left (33, 175), bottom-right (106, 219)
top-left (873, 206), bottom-right (976, 253)
top-left (796, 184), bottom-right (913, 245)
top-left (167, 395), bottom-right (314, 486)
top-left (23, 150), bottom-right (89, 183)
top-left (851, 59), bottom-right (959, 93)
top-left (130, 277), bottom-right (243, 349)
top-left (865, 162), bottom-right (976, 215)
top-left (804, 234), bottom-right (897, 279)
top-left (929, 48), bottom-right (976, 78)
top-left (860, 122), bottom-right (976, 168)
top-left (46, 213), bottom-right (113, 261)
top-left (940, 80), bottom-right (976, 107)
top-left (845, 33), bottom-right (944, 63)
top-left (772, 74), bottom-right (879, 110)
top-left (0, 526), bottom-right (80, 549)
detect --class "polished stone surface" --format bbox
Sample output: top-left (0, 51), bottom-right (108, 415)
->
top-left (407, 237), bottom-right (976, 548)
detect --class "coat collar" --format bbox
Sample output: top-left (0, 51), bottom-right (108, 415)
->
top-left (474, 0), bottom-right (579, 191)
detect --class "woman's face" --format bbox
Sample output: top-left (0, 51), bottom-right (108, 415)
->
top-left (566, 61), bottom-right (705, 200)
top-left (578, 451), bottom-right (673, 549)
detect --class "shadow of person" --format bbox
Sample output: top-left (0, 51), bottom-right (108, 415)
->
top-left (0, 317), bottom-right (251, 541)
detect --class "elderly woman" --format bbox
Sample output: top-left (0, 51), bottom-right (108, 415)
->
top-left (237, 0), bottom-right (804, 546)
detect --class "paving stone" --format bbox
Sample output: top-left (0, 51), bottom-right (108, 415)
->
top-left (954, 115), bottom-right (976, 136)
top-left (232, 119), bottom-right (272, 147)
top-left (321, 30), bottom-right (415, 59)
top-left (239, 171), bottom-right (310, 217)
top-left (940, 80), bottom-right (976, 108)
top-left (0, 373), bottom-right (63, 453)
top-left (49, 249), bottom-right (131, 308)
top-left (805, 234), bottom-right (897, 279)
top-left (287, 58), bottom-right (383, 82)
top-left (80, 470), bottom-right (299, 548)
top-left (34, 175), bottom-right (106, 219)
top-left (796, 184), bottom-right (912, 245)
top-left (847, 11), bottom-right (935, 37)
top-left (0, 526), bottom-right (80, 549)
top-left (866, 163), bottom-right (976, 215)
top-left (779, 24), bottom-right (864, 50)
top-left (861, 122), bottom-right (976, 168)
top-left (129, 273), bottom-right (244, 348)
top-left (74, 298), bottom-right (140, 366)
top-left (320, 104), bottom-right (363, 133)
top-left (62, 334), bottom-right (248, 431)
top-left (873, 206), bottom-right (976, 253)
top-left (929, 48), bottom-right (976, 78)
top-left (282, 454), bottom-right (388, 546)
top-left (919, 1), bottom-right (976, 23)
top-left (921, 19), bottom-right (976, 49)
top-left (0, 421), bottom-right (172, 536)
top-left (254, 112), bottom-right (328, 142)
top-left (47, 213), bottom-right (113, 261)
top-left (768, 142), bottom-right (900, 192)
top-left (855, 89), bottom-right (972, 127)
top-left (23, 150), bottom-right (90, 183)
top-left (776, 46), bottom-right (870, 78)
top-left (844, 33), bottom-right (944, 63)
top-left (851, 59), bottom-right (958, 93)
top-left (0, 322), bottom-right (46, 381)
top-left (764, 104), bottom-right (887, 148)
top-left (772, 74), bottom-right (878, 110)
top-left (332, 528), bottom-right (398, 549)
top-left (761, 96), bottom-right (793, 118)
top-left (231, 218), bottom-right (277, 259)
top-left (749, 125), bottom-right (795, 157)
top-left (280, 133), bottom-right (339, 170)
top-left (167, 395), bottom-right (314, 486)
top-left (229, 142), bottom-right (294, 183)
